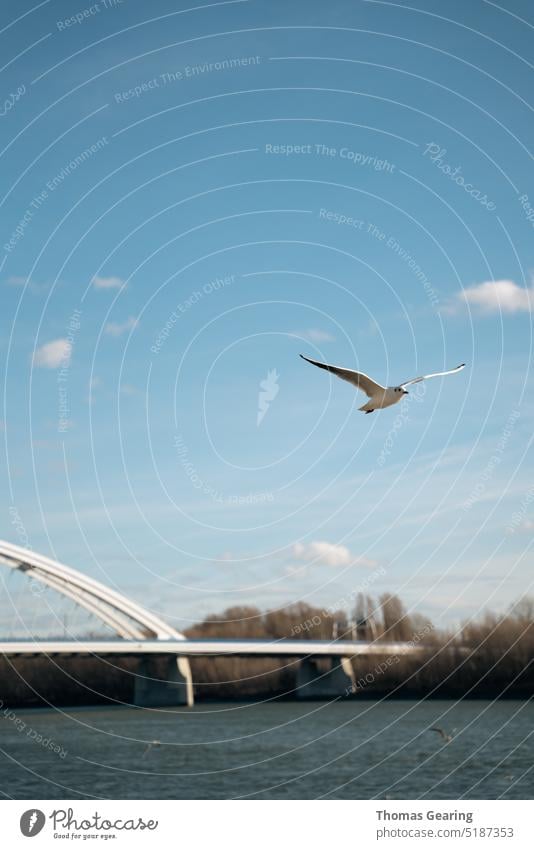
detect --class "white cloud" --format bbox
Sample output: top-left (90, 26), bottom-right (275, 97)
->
top-left (104, 316), bottom-right (138, 337)
top-left (5, 275), bottom-right (46, 294)
top-left (120, 383), bottom-right (139, 396)
top-left (458, 279), bottom-right (533, 313)
top-left (92, 275), bottom-right (125, 290)
top-left (32, 338), bottom-right (71, 369)
top-left (511, 519), bottom-right (534, 534)
top-left (293, 328), bottom-right (335, 342)
top-left (285, 563), bottom-right (308, 578)
top-left (293, 540), bottom-right (373, 567)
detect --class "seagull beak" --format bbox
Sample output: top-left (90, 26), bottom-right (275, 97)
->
top-left (403, 390), bottom-right (409, 395)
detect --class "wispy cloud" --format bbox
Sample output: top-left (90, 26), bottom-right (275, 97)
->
top-left (511, 518), bottom-right (534, 534)
top-left (92, 275), bottom-right (125, 290)
top-left (5, 275), bottom-right (47, 293)
top-left (454, 279), bottom-right (533, 314)
top-left (32, 338), bottom-right (71, 369)
top-left (293, 540), bottom-right (374, 567)
top-left (104, 316), bottom-right (138, 337)
top-left (293, 328), bottom-right (335, 342)
top-left (120, 383), bottom-right (139, 396)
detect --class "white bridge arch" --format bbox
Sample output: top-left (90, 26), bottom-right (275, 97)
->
top-left (0, 540), bottom-right (428, 708)
top-left (0, 539), bottom-right (185, 640)
top-left (0, 539), bottom-right (193, 705)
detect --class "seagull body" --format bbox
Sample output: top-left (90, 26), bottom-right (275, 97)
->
top-left (142, 740), bottom-right (161, 758)
top-left (300, 355), bottom-right (465, 413)
top-left (430, 726), bottom-right (454, 743)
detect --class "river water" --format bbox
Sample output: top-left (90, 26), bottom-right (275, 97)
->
top-left (0, 700), bottom-right (532, 799)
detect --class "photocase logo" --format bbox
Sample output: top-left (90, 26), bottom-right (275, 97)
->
top-left (257, 369), bottom-right (279, 426)
top-left (20, 809), bottom-right (45, 837)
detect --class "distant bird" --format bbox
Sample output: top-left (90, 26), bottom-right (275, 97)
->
top-left (300, 355), bottom-right (465, 414)
top-left (142, 740), bottom-right (161, 758)
top-left (429, 726), bottom-right (454, 743)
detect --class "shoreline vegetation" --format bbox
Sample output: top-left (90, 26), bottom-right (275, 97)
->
top-left (1, 594), bottom-right (533, 707)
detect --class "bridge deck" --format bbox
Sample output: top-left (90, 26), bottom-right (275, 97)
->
top-left (0, 639), bottom-right (423, 657)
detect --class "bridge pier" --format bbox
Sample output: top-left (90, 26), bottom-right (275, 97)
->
top-left (133, 655), bottom-right (194, 707)
top-left (296, 656), bottom-right (355, 699)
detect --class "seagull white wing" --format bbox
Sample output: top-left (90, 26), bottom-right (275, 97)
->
top-left (400, 363), bottom-right (465, 388)
top-left (300, 354), bottom-right (385, 398)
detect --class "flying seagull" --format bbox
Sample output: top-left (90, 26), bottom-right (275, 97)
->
top-left (300, 354), bottom-right (465, 413)
top-left (142, 740), bottom-right (161, 758)
top-left (429, 726), bottom-right (455, 743)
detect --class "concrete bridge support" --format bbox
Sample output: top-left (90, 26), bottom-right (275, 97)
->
top-left (296, 656), bottom-right (355, 699)
top-left (133, 655), bottom-right (194, 707)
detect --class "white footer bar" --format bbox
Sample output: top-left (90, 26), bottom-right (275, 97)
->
top-left (2, 799), bottom-right (532, 848)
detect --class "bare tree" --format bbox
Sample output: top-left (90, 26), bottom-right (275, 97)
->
top-left (510, 596), bottom-right (534, 623)
top-left (378, 593), bottom-right (412, 641)
top-left (353, 593), bottom-right (379, 640)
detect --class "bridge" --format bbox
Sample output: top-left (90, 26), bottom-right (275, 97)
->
top-left (0, 540), bottom-right (423, 707)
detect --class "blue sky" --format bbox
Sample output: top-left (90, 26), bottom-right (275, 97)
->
top-left (1, 0), bottom-right (534, 633)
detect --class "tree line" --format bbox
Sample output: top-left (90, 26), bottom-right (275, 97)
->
top-left (1, 594), bottom-right (533, 706)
